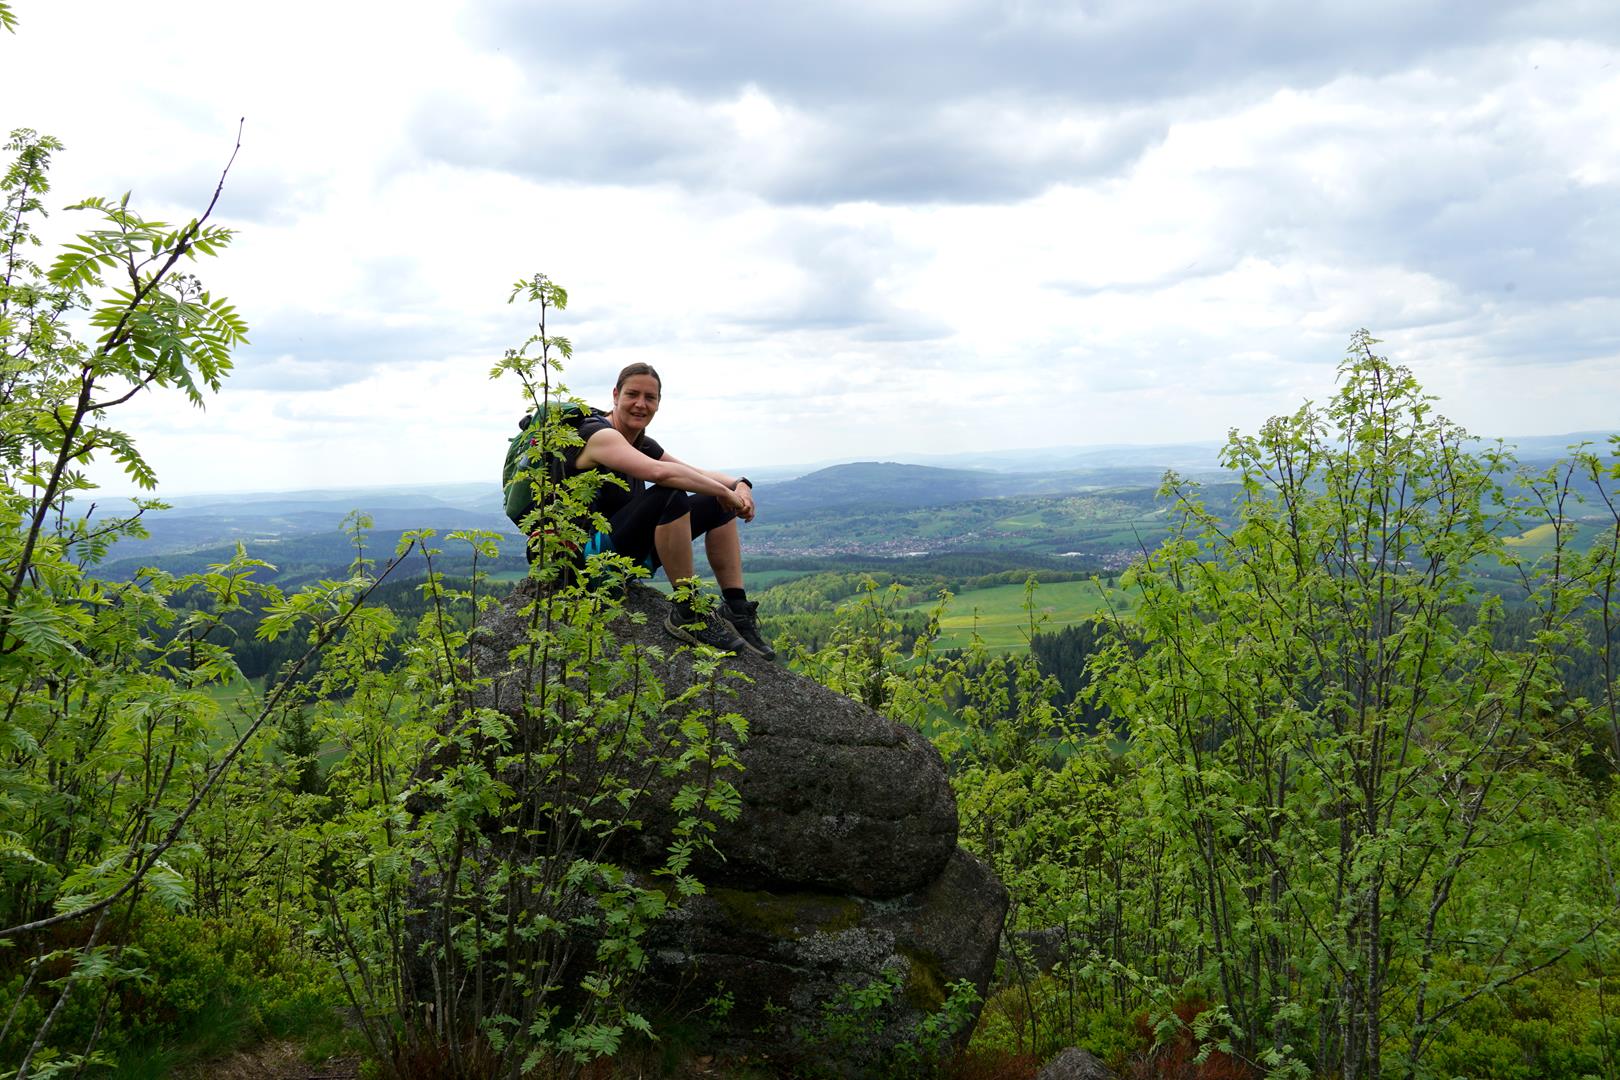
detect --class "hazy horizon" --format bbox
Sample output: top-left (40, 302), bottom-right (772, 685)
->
top-left (91, 426), bottom-right (1618, 502)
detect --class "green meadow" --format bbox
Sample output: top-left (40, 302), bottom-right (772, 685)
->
top-left (904, 577), bottom-right (1134, 652)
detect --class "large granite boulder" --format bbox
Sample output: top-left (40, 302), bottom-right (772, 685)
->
top-left (468, 581), bottom-right (960, 899)
top-left (458, 580), bottom-right (1007, 1069)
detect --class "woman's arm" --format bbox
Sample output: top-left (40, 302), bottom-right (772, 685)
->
top-left (661, 452), bottom-right (755, 521)
top-left (659, 454), bottom-right (741, 490)
top-left (577, 428), bottom-right (752, 517)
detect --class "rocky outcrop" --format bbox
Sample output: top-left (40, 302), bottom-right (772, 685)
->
top-left (463, 581), bottom-right (1007, 1067)
top-left (1037, 1047), bottom-right (1116, 1080)
top-left (640, 848), bottom-right (1005, 1067)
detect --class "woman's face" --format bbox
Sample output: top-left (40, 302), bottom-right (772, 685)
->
top-left (612, 374), bottom-right (661, 438)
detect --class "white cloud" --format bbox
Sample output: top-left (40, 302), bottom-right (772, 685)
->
top-left (0, 0), bottom-right (1614, 497)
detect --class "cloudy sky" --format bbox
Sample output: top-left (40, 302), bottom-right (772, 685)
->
top-left (5, 0), bottom-right (1619, 494)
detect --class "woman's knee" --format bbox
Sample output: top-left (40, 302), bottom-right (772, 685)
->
top-left (687, 494), bottom-right (737, 539)
top-left (648, 485), bottom-right (692, 525)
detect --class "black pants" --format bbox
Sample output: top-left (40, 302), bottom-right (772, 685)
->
top-left (582, 486), bottom-right (736, 574)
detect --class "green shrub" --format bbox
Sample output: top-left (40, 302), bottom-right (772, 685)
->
top-left (1420, 966), bottom-right (1620, 1080)
top-left (969, 973), bottom-right (1138, 1068)
top-left (118, 909), bottom-right (338, 1049)
top-left (0, 907), bottom-right (345, 1073)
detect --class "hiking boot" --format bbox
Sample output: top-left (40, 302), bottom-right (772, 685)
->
top-left (663, 604), bottom-right (749, 655)
top-left (719, 599), bottom-right (776, 660)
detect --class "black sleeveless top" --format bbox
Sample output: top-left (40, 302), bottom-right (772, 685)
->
top-left (563, 415), bottom-right (666, 518)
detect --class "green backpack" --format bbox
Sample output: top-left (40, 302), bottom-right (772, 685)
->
top-left (501, 401), bottom-right (606, 531)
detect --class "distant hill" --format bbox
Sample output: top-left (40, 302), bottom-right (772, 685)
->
top-left (75, 483), bottom-right (514, 565)
top-left (1490, 431), bottom-right (1617, 464)
top-left (93, 482), bottom-right (498, 516)
top-left (757, 461), bottom-right (1194, 524)
top-left (758, 462), bottom-right (1009, 520)
top-left (97, 528), bottom-right (527, 588)
top-left (900, 441), bottom-right (1228, 474)
top-left (78, 431), bottom-right (1614, 578)
top-left (747, 431), bottom-right (1616, 483)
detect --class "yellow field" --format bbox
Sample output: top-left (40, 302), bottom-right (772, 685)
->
top-left (1504, 522), bottom-right (1559, 547)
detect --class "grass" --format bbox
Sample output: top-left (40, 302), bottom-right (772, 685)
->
top-left (201, 672), bottom-right (262, 706)
top-left (1489, 518), bottom-right (1610, 574)
top-left (1501, 517), bottom-right (1612, 554)
top-left (199, 674), bottom-right (271, 750)
top-left (904, 579), bottom-right (1134, 652)
top-left (1504, 522), bottom-right (1560, 549)
top-left (992, 510), bottom-right (1046, 529)
top-left (742, 568), bottom-right (821, 589)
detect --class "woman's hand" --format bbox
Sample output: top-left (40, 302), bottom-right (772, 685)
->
top-left (725, 483), bottom-right (756, 522)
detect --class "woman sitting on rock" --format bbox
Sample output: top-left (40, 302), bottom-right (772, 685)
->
top-left (564, 362), bottom-right (774, 659)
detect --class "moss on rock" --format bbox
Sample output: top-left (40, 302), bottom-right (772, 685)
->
top-left (711, 887), bottom-right (865, 940)
top-left (898, 945), bottom-right (946, 1011)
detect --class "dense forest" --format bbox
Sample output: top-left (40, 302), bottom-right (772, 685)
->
top-left (3, 91), bottom-right (1619, 1080)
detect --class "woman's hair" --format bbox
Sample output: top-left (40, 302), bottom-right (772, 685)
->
top-left (615, 362), bottom-right (662, 391)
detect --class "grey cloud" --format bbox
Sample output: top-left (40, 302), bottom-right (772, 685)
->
top-left (226, 247), bottom-right (523, 392)
top-left (1428, 303), bottom-right (1620, 369)
top-left (718, 219), bottom-right (950, 342)
top-left (535, 218), bottom-right (951, 346)
top-left (747, 103), bottom-right (1164, 205)
top-left (1265, 90), bottom-right (1620, 308)
top-left (423, 0), bottom-right (1620, 375)
top-left (1402, 182), bottom-right (1618, 305)
top-left (1061, 78), bottom-right (1620, 361)
top-left (1043, 256), bottom-right (1244, 298)
top-left (409, 85), bottom-right (1164, 205)
top-left (426, 1), bottom-right (1620, 210)
top-left (230, 314), bottom-right (472, 391)
top-left (209, 169), bottom-right (323, 227)
top-left (72, 115), bottom-right (313, 228)
top-left (54, 161), bottom-right (304, 230)
top-left (471, 0), bottom-right (1620, 110)
top-left (411, 86), bottom-right (718, 188)
top-left (1308, 166), bottom-right (1618, 350)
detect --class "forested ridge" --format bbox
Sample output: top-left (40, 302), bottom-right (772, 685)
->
top-left (3, 101), bottom-right (1619, 1080)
